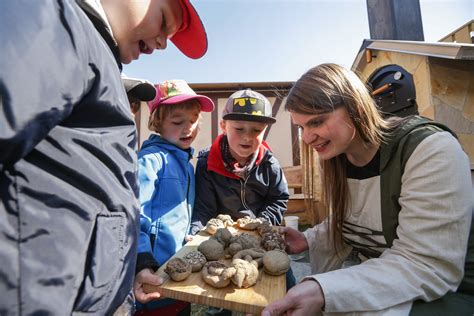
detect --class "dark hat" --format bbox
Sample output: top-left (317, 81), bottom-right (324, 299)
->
top-left (222, 89), bottom-right (276, 124)
top-left (122, 76), bottom-right (156, 102)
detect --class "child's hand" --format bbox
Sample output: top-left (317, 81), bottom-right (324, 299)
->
top-left (278, 226), bottom-right (309, 254)
top-left (133, 268), bottom-right (167, 304)
top-left (185, 235), bottom-right (194, 242)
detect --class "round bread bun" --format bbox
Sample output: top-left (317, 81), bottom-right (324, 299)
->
top-left (262, 250), bottom-right (290, 276)
top-left (183, 250), bottom-right (207, 272)
top-left (164, 257), bottom-right (192, 281)
top-left (198, 238), bottom-right (225, 261)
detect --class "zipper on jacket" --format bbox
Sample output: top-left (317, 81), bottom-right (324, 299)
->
top-left (150, 222), bottom-right (158, 252)
top-left (185, 153), bottom-right (192, 238)
top-left (185, 168), bottom-right (191, 238)
top-left (240, 178), bottom-right (250, 210)
top-left (240, 163), bottom-right (258, 212)
top-left (150, 234), bottom-right (156, 252)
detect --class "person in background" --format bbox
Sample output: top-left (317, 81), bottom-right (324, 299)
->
top-left (123, 76), bottom-right (157, 115)
top-left (189, 90), bottom-right (294, 315)
top-left (0, 0), bottom-right (208, 314)
top-left (262, 63), bottom-right (474, 316)
top-left (134, 80), bottom-right (214, 316)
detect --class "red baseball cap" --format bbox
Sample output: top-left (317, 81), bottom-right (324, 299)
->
top-left (171, 0), bottom-right (208, 59)
top-left (148, 80), bottom-right (214, 113)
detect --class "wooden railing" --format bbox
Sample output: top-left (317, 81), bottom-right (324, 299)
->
top-left (282, 161), bottom-right (322, 226)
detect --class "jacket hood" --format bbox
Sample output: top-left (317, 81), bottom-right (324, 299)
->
top-left (206, 134), bottom-right (271, 179)
top-left (141, 134), bottom-right (194, 158)
top-left (380, 115), bottom-right (456, 171)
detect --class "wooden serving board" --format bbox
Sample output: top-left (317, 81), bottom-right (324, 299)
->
top-left (143, 227), bottom-right (286, 314)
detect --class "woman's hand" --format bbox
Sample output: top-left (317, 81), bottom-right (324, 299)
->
top-left (185, 235), bottom-right (194, 242)
top-left (133, 268), bottom-right (168, 304)
top-left (261, 279), bottom-right (325, 316)
top-left (278, 226), bottom-right (309, 254)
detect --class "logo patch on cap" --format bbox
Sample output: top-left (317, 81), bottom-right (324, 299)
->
top-left (148, 79), bottom-right (215, 113)
top-left (232, 97), bottom-right (266, 116)
top-left (159, 80), bottom-right (196, 100)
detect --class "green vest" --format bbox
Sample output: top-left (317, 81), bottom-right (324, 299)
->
top-left (379, 116), bottom-right (474, 314)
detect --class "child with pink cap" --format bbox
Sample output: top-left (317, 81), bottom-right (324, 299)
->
top-left (134, 80), bottom-right (214, 315)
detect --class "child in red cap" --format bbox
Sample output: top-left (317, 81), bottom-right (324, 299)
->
top-left (1, 1), bottom-right (208, 315)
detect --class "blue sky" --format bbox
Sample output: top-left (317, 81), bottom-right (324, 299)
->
top-left (124, 0), bottom-right (474, 84)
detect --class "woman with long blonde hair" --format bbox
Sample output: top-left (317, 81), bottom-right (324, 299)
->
top-left (263, 64), bottom-right (473, 315)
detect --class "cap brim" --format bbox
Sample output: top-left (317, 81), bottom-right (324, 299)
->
top-left (171, 0), bottom-right (207, 59)
top-left (122, 78), bottom-right (156, 101)
top-left (161, 94), bottom-right (215, 112)
top-left (223, 113), bottom-right (276, 124)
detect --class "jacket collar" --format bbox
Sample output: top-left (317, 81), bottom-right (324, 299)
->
top-left (207, 134), bottom-right (270, 179)
top-left (76, 0), bottom-right (122, 70)
top-left (76, 0), bottom-right (113, 34)
top-left (142, 134), bottom-right (194, 160)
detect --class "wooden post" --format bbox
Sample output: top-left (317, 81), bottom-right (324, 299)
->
top-left (366, 0), bottom-right (424, 41)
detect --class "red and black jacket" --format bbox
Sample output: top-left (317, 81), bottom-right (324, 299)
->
top-left (189, 134), bottom-right (289, 235)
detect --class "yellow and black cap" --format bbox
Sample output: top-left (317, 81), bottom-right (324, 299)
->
top-left (222, 89), bottom-right (276, 124)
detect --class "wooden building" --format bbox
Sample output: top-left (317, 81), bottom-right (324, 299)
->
top-left (439, 20), bottom-right (474, 44)
top-left (352, 39), bottom-right (474, 187)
